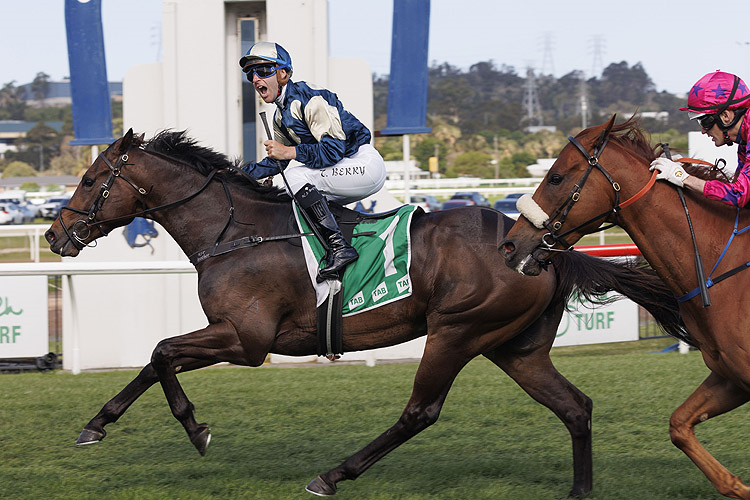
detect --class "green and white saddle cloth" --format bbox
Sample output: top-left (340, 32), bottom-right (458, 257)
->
top-left (293, 204), bottom-right (417, 316)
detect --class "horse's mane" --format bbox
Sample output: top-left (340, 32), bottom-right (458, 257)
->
top-left (593, 116), bottom-right (729, 182)
top-left (142, 130), bottom-right (289, 200)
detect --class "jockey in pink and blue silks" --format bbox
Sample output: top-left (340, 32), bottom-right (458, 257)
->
top-left (650, 71), bottom-right (750, 206)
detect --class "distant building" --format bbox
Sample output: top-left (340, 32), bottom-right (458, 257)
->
top-left (526, 158), bottom-right (557, 177)
top-left (384, 160), bottom-right (431, 181)
top-left (0, 120), bottom-right (64, 158)
top-left (640, 111), bottom-right (669, 122)
top-left (17, 80), bottom-right (123, 107)
top-left (0, 175), bottom-right (80, 191)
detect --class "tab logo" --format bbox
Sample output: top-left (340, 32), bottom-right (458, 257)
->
top-left (396, 276), bottom-right (410, 294)
top-left (348, 291), bottom-right (365, 310)
top-left (371, 282), bottom-right (388, 302)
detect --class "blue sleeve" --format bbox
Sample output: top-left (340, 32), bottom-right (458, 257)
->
top-left (291, 93), bottom-right (349, 169)
top-left (241, 156), bottom-right (290, 179)
top-left (295, 136), bottom-right (346, 169)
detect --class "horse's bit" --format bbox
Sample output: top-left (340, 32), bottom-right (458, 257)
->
top-left (538, 131), bottom-right (620, 251)
top-left (58, 147), bottom-right (213, 250)
top-left (522, 130), bottom-right (656, 262)
top-left (56, 149), bottom-right (300, 256)
top-left (58, 148), bottom-right (151, 249)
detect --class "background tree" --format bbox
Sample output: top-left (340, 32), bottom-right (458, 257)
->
top-left (2, 160), bottom-right (37, 178)
top-left (30, 72), bottom-right (51, 105)
top-left (0, 81), bottom-right (26, 120)
top-left (446, 151), bottom-right (493, 178)
top-left (412, 137), bottom-right (447, 173)
top-left (8, 122), bottom-right (61, 170)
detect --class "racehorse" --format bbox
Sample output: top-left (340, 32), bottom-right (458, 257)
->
top-left (45, 129), bottom-right (684, 498)
top-left (501, 115), bottom-right (750, 499)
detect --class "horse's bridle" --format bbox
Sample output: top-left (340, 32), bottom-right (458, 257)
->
top-left (57, 147), bottom-right (218, 250)
top-left (533, 130), bottom-right (656, 256)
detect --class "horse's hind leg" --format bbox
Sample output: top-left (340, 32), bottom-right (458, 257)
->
top-left (306, 338), bottom-right (472, 496)
top-left (670, 371), bottom-right (750, 499)
top-left (484, 343), bottom-right (592, 498)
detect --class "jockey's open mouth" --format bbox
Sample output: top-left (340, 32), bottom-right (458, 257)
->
top-left (254, 81), bottom-right (271, 101)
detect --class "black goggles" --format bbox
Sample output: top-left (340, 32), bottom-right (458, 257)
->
top-left (697, 114), bottom-right (717, 131)
top-left (245, 63), bottom-right (281, 79)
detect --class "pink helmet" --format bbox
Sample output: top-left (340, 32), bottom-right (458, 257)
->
top-left (680, 71), bottom-right (750, 116)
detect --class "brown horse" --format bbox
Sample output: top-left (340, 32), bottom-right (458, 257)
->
top-left (501, 115), bottom-right (750, 499)
top-left (45, 129), bottom-right (683, 498)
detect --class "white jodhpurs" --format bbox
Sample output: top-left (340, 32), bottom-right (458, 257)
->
top-left (282, 144), bottom-right (386, 205)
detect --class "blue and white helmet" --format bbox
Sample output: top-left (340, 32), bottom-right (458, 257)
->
top-left (239, 41), bottom-right (293, 77)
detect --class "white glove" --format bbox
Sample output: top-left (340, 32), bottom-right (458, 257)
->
top-left (649, 157), bottom-right (690, 187)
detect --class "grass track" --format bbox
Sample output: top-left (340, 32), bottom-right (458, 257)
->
top-left (1, 338), bottom-right (746, 499)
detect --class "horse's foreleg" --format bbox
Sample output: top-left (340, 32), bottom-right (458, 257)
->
top-left (306, 339), bottom-right (470, 496)
top-left (77, 362), bottom-right (159, 445)
top-left (484, 344), bottom-right (592, 498)
top-left (149, 322), bottom-right (248, 455)
top-left (77, 358), bottom-right (218, 446)
top-left (670, 371), bottom-right (750, 499)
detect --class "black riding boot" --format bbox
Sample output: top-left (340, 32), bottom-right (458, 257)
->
top-left (296, 184), bottom-right (358, 281)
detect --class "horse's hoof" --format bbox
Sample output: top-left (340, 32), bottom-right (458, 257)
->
top-left (566, 486), bottom-right (591, 499)
top-left (190, 424), bottom-right (211, 456)
top-left (76, 427), bottom-right (106, 446)
top-left (305, 475), bottom-right (337, 496)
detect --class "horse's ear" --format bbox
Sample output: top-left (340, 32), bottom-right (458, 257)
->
top-left (117, 128), bottom-right (134, 153)
top-left (594, 114), bottom-right (617, 150)
top-left (604, 114), bottom-right (617, 135)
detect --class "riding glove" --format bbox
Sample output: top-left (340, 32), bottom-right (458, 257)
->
top-left (650, 157), bottom-right (690, 187)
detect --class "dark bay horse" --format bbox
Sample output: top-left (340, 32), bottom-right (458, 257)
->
top-left (501, 115), bottom-right (750, 499)
top-left (45, 129), bottom-right (683, 497)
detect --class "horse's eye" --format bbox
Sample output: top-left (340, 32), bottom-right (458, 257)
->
top-left (548, 173), bottom-right (563, 185)
top-left (83, 177), bottom-right (95, 188)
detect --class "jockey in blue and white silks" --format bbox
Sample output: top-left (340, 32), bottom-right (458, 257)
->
top-left (239, 41), bottom-right (386, 281)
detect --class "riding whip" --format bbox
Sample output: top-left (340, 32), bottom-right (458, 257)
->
top-left (664, 144), bottom-right (710, 307)
top-left (258, 111), bottom-right (329, 251)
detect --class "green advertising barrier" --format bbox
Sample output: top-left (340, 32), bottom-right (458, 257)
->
top-left (0, 276), bottom-right (49, 358)
top-left (553, 293), bottom-right (638, 347)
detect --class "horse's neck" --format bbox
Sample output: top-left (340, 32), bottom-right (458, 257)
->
top-left (620, 183), bottom-right (729, 294)
top-left (146, 175), bottom-right (287, 259)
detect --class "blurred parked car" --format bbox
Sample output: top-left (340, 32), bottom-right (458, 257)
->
top-left (0, 203), bottom-right (24, 225)
top-left (441, 192), bottom-right (491, 210)
top-left (410, 194), bottom-right (442, 212)
top-left (40, 196), bottom-right (71, 220)
top-left (493, 193), bottom-right (526, 219)
top-left (11, 202), bottom-right (38, 223)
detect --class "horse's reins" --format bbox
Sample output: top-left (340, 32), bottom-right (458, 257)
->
top-left (536, 130), bottom-right (656, 255)
top-left (57, 147), bottom-right (309, 257)
top-left (662, 143), bottom-right (710, 307)
top-left (534, 129), bottom-right (714, 307)
top-left (58, 147), bottom-right (219, 250)
top-left (257, 111), bottom-right (331, 254)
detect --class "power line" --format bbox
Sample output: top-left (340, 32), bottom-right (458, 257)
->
top-left (588, 35), bottom-right (606, 77)
top-left (522, 66), bottom-right (543, 128)
top-left (540, 32), bottom-right (555, 76)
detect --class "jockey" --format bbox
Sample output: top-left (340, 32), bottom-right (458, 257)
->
top-left (650, 71), bottom-right (750, 207)
top-left (239, 41), bottom-right (386, 281)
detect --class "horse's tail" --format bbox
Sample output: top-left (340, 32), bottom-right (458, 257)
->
top-left (552, 250), bottom-right (691, 345)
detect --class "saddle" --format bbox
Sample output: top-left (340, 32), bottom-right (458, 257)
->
top-left (188, 200), bottom-right (421, 360)
top-left (287, 202), bottom-right (407, 247)
top-left (293, 202), bottom-right (422, 360)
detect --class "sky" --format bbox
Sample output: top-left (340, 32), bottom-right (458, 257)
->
top-left (2, 0), bottom-right (750, 97)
